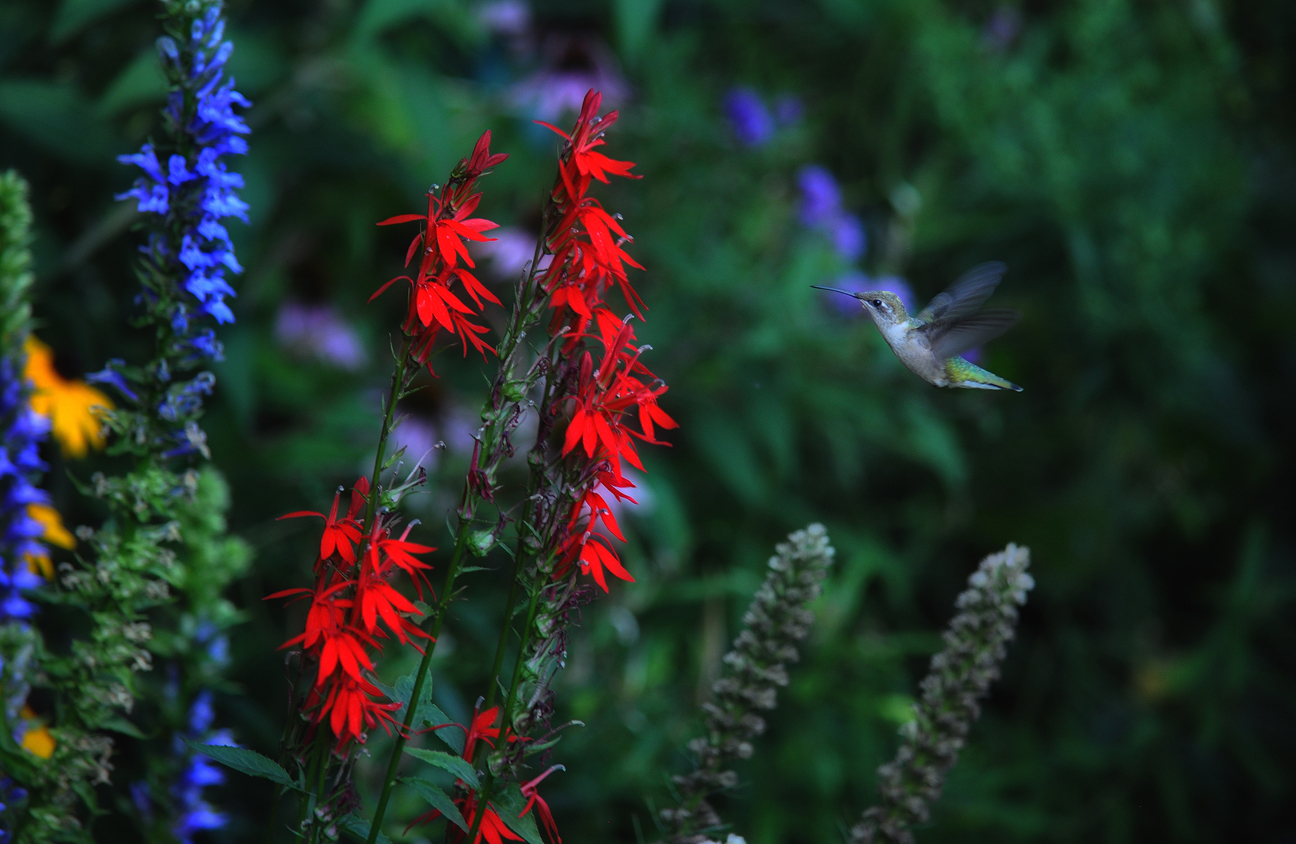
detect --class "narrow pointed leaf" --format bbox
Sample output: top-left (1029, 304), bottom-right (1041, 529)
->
top-left (405, 748), bottom-right (479, 788)
top-left (185, 740), bottom-right (297, 789)
top-left (399, 777), bottom-right (468, 832)
top-left (492, 783), bottom-right (545, 844)
top-left (338, 814), bottom-right (393, 844)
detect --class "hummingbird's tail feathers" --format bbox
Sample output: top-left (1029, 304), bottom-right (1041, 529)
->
top-left (945, 356), bottom-right (1023, 391)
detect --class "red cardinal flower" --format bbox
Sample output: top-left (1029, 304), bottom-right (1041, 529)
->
top-left (412, 793), bottom-right (521, 844)
top-left (322, 674), bottom-right (400, 748)
top-left (560, 315), bottom-right (675, 479)
top-left (277, 487), bottom-right (363, 565)
top-left (520, 767), bottom-right (564, 844)
top-left (379, 189), bottom-right (500, 274)
top-left (537, 89), bottom-right (638, 200)
top-left (268, 572), bottom-right (353, 651)
top-left (364, 522), bottom-right (436, 599)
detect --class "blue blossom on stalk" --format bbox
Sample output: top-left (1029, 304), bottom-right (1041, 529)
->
top-left (170, 692), bottom-right (231, 843)
top-left (117, 1), bottom-right (249, 332)
top-left (724, 87), bottom-right (774, 146)
top-left (0, 363), bottom-right (47, 624)
top-left (0, 171), bottom-right (48, 627)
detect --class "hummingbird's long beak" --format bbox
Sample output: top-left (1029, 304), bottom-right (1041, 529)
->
top-left (811, 286), bottom-right (859, 298)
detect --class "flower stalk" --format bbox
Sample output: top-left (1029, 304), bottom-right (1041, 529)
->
top-left (850, 544), bottom-right (1034, 844)
top-left (660, 524), bottom-right (836, 844)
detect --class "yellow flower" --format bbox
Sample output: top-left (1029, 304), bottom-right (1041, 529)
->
top-left (19, 706), bottom-right (56, 759)
top-left (23, 503), bottom-right (75, 580)
top-left (23, 336), bottom-right (113, 458)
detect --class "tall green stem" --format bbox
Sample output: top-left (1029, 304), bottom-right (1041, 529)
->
top-left (365, 532), bottom-right (471, 843)
top-left (365, 334), bottom-right (414, 529)
top-left (367, 196), bottom-right (555, 844)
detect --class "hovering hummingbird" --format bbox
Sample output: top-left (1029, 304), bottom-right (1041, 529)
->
top-left (814, 262), bottom-right (1023, 391)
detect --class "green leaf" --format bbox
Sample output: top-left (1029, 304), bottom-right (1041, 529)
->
top-left (399, 776), bottom-right (467, 832)
top-left (405, 748), bottom-right (479, 788)
top-left (185, 741), bottom-right (296, 789)
top-left (101, 717), bottom-right (148, 739)
top-left (338, 814), bottom-right (393, 844)
top-left (492, 783), bottom-right (544, 844)
top-left (50, 0), bottom-right (140, 44)
top-left (375, 672), bottom-right (462, 753)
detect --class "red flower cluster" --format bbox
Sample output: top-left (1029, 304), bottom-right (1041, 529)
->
top-left (539, 90), bottom-right (644, 339)
top-left (375, 132), bottom-right (509, 370)
top-left (535, 96), bottom-right (677, 592)
top-left (269, 478), bottom-right (435, 747)
top-left (412, 704), bottom-right (560, 844)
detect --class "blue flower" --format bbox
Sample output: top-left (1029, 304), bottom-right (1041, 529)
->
top-left (117, 0), bottom-right (250, 336)
top-left (170, 692), bottom-right (229, 844)
top-left (724, 87), bottom-right (774, 147)
top-left (798, 165), bottom-right (869, 262)
top-left (798, 165), bottom-right (843, 228)
top-left (0, 352), bottom-right (49, 625)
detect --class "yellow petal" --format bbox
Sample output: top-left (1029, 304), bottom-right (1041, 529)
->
top-left (23, 552), bottom-right (54, 580)
top-left (20, 724), bottom-right (56, 759)
top-left (23, 336), bottom-right (113, 458)
top-left (27, 503), bottom-right (75, 550)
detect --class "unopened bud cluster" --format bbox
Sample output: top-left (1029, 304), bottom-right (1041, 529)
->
top-left (661, 523), bottom-right (835, 844)
top-left (851, 543), bottom-right (1033, 844)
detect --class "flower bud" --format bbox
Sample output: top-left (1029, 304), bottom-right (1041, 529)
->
top-left (466, 529), bottom-right (496, 557)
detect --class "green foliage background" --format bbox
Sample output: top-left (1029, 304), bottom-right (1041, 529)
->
top-left (2, 0), bottom-right (1294, 841)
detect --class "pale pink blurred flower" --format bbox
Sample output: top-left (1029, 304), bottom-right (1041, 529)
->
top-left (603, 469), bottom-right (655, 527)
top-left (478, 0), bottom-right (530, 37)
top-left (274, 302), bottom-right (367, 371)
top-left (471, 226), bottom-right (551, 280)
top-left (390, 417), bottom-right (440, 472)
top-left (510, 35), bottom-right (629, 123)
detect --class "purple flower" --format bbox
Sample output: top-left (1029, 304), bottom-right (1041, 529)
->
top-left (390, 417), bottom-right (440, 472)
top-left (799, 166), bottom-right (869, 262)
top-left (798, 165), bottom-right (842, 227)
top-left (274, 302), bottom-right (368, 371)
top-left (773, 95), bottom-right (803, 127)
top-left (821, 272), bottom-right (916, 317)
top-left (471, 227), bottom-right (549, 280)
top-left (982, 7), bottom-right (1022, 52)
top-left (831, 214), bottom-right (867, 262)
top-left (724, 87), bottom-right (774, 147)
top-left (478, 0), bottom-right (531, 37)
top-left (510, 35), bottom-right (628, 123)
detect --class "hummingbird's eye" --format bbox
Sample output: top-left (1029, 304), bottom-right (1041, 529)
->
top-left (871, 299), bottom-right (883, 308)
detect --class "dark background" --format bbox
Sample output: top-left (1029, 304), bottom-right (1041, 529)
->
top-left (2, 0), bottom-right (1295, 841)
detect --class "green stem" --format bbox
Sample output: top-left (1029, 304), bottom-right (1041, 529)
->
top-left (365, 530), bottom-right (471, 843)
top-left (367, 197), bottom-right (557, 844)
top-left (306, 742), bottom-right (332, 844)
top-left (464, 773), bottom-right (498, 844)
top-left (483, 564), bottom-right (521, 711)
top-left (365, 334), bottom-right (414, 529)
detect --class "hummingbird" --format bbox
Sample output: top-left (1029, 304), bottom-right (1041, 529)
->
top-left (814, 261), bottom-right (1023, 391)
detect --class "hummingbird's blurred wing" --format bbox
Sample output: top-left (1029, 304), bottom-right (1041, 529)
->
top-left (920, 308), bottom-right (1021, 360)
top-left (917, 261), bottom-right (1007, 323)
